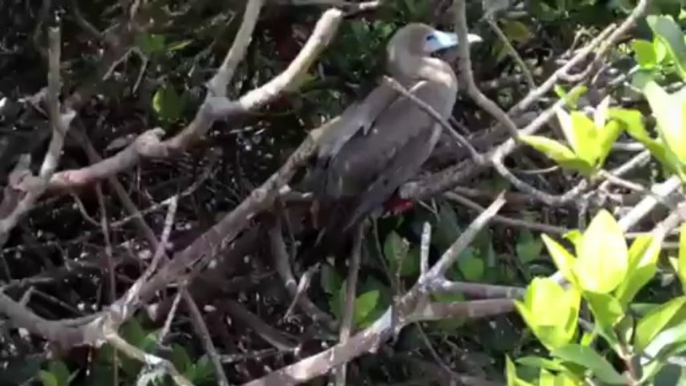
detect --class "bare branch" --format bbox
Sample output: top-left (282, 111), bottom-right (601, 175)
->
top-left (207, 0), bottom-right (265, 97)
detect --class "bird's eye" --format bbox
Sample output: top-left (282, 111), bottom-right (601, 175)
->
top-left (425, 35), bottom-right (435, 41)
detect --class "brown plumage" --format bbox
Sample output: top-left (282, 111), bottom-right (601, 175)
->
top-left (301, 23), bottom-right (479, 263)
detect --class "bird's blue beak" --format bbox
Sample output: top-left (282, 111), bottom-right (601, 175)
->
top-left (424, 30), bottom-right (482, 53)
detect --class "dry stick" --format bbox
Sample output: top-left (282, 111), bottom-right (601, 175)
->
top-left (104, 326), bottom-right (192, 386)
top-left (269, 218), bottom-right (336, 329)
top-left (207, 0), bottom-right (265, 97)
top-left (0, 8), bottom-right (344, 352)
top-left (485, 17), bottom-right (536, 90)
top-left (334, 224), bottom-right (364, 386)
top-left (443, 191), bottom-right (569, 235)
top-left (243, 195), bottom-right (506, 386)
top-left (420, 222), bottom-right (431, 275)
top-left (454, 0), bottom-right (520, 141)
top-left (183, 291), bottom-right (230, 386)
top-left (0, 26), bottom-right (75, 247)
top-left (45, 8), bottom-right (343, 191)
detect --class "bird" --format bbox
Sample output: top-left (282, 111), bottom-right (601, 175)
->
top-left (299, 23), bottom-right (481, 266)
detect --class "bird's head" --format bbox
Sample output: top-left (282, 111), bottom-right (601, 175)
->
top-left (387, 23), bottom-right (482, 59)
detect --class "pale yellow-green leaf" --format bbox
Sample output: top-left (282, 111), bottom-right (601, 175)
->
top-left (632, 39), bottom-right (658, 68)
top-left (519, 135), bottom-right (593, 175)
top-left (615, 235), bottom-right (661, 305)
top-left (569, 111), bottom-right (600, 166)
top-left (679, 223), bottom-right (686, 291)
top-left (542, 234), bottom-right (579, 288)
top-left (641, 80), bottom-right (686, 165)
top-left (576, 210), bottom-right (628, 293)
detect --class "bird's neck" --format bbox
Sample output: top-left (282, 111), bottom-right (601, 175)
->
top-left (390, 55), bottom-right (457, 88)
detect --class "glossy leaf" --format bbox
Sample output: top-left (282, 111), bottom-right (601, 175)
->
top-left (39, 371), bottom-right (58, 386)
top-left (519, 135), bottom-right (592, 174)
top-left (641, 80), bottom-right (686, 165)
top-left (584, 291), bottom-right (623, 347)
top-left (576, 210), bottom-right (628, 293)
top-left (515, 277), bottom-right (579, 350)
top-left (679, 223), bottom-right (686, 290)
top-left (152, 85), bottom-right (185, 122)
top-left (353, 290), bottom-right (380, 327)
top-left (457, 249), bottom-right (485, 281)
top-left (506, 356), bottom-right (536, 386)
top-left (542, 234), bottom-right (579, 287)
top-left (563, 110), bottom-right (599, 166)
top-left (636, 296), bottom-right (686, 352)
top-left (615, 235), bottom-right (661, 305)
top-left (647, 15), bottom-right (686, 80)
top-left (632, 39), bottom-right (658, 68)
top-left (608, 108), bottom-right (672, 170)
top-left (384, 231), bottom-right (410, 273)
top-left (321, 264), bottom-right (342, 295)
top-left (550, 344), bottom-right (626, 384)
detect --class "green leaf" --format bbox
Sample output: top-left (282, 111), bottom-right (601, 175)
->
top-left (632, 39), bottom-right (658, 68)
top-left (47, 361), bottom-right (71, 386)
top-left (353, 290), bottom-right (380, 327)
top-left (647, 15), bottom-right (686, 80)
top-left (39, 371), bottom-right (58, 386)
top-left (678, 223), bottom-right (686, 290)
top-left (399, 246), bottom-right (421, 277)
top-left (516, 229), bottom-right (543, 264)
top-left (383, 231), bottom-right (409, 272)
top-left (136, 34), bottom-right (166, 55)
top-left (321, 264), bottom-right (342, 295)
top-left (516, 356), bottom-right (566, 372)
top-left (152, 85), bottom-right (185, 122)
top-left (519, 135), bottom-right (593, 174)
top-left (167, 40), bottom-right (193, 51)
top-left (554, 85), bottom-right (587, 109)
top-left (541, 234), bottom-right (579, 287)
top-left (608, 108), bottom-right (672, 169)
top-left (191, 355), bottom-right (215, 383)
top-left (584, 291), bottom-right (623, 347)
top-left (643, 318), bottom-right (686, 361)
top-left (120, 318), bottom-right (146, 348)
top-left (506, 356), bottom-right (536, 386)
top-left (171, 344), bottom-right (193, 374)
top-left (502, 20), bottom-right (533, 43)
top-left (597, 120), bottom-right (623, 166)
top-left (576, 210), bottom-right (628, 293)
top-left (457, 248), bottom-right (485, 281)
top-left (641, 80), bottom-right (686, 165)
top-left (561, 110), bottom-right (599, 166)
top-left (515, 277), bottom-right (579, 350)
top-left (550, 344), bottom-right (626, 384)
top-left (636, 296), bottom-right (686, 352)
top-left (615, 235), bottom-right (661, 305)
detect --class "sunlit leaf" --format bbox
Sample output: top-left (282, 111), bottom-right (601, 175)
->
top-left (647, 15), bottom-right (686, 80)
top-left (615, 235), bottom-right (661, 305)
top-left (519, 135), bottom-right (593, 175)
top-left (551, 344), bottom-right (626, 384)
top-left (542, 234), bottom-right (579, 287)
top-left (632, 39), bottom-right (658, 68)
top-left (636, 297), bottom-right (686, 352)
top-left (576, 210), bottom-right (628, 293)
top-left (353, 290), bottom-right (380, 327)
top-left (641, 80), bottom-right (686, 165)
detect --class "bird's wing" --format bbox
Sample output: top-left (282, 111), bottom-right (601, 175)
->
top-left (319, 79), bottom-right (455, 231)
top-left (315, 81), bottom-right (400, 161)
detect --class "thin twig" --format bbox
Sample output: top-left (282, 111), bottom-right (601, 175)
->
top-left (334, 224), bottom-right (364, 386)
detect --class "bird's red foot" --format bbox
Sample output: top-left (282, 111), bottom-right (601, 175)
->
top-left (383, 196), bottom-right (415, 215)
